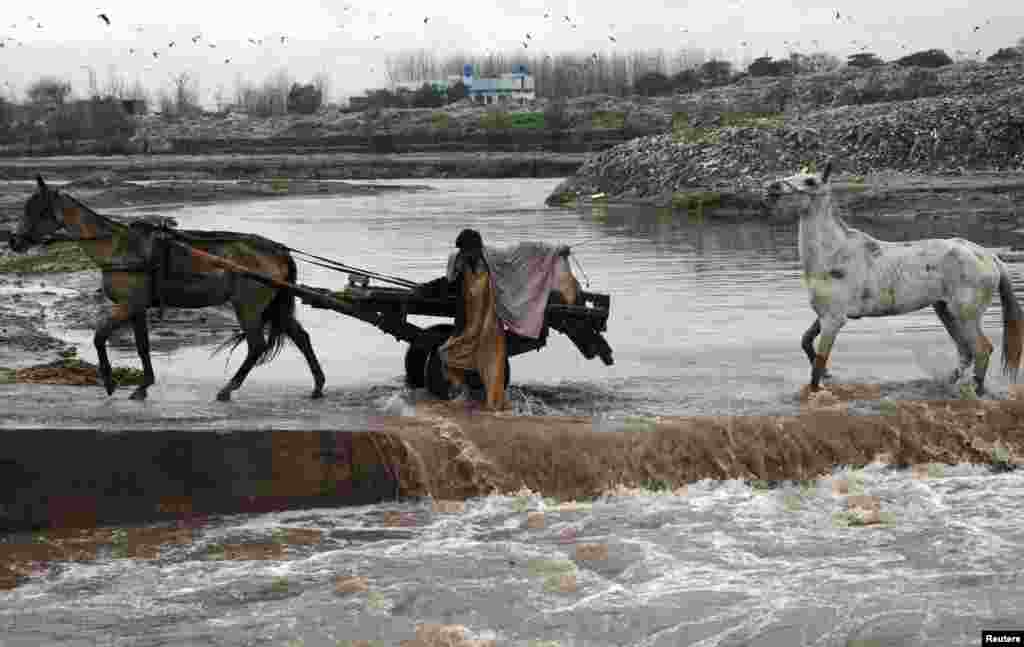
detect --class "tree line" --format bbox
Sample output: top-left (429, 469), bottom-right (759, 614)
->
top-left (362, 39), bottom-right (1024, 108)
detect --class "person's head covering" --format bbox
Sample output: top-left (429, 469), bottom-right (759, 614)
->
top-left (455, 228), bottom-right (483, 251)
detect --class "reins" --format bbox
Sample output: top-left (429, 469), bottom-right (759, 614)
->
top-left (48, 191), bottom-right (598, 292)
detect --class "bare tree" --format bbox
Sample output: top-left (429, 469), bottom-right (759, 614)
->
top-left (313, 73), bottom-right (331, 104)
top-left (169, 72), bottom-right (200, 116)
top-left (27, 76), bottom-right (72, 106)
top-left (104, 64), bottom-right (127, 99)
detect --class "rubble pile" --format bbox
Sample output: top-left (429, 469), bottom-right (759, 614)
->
top-left (547, 80), bottom-right (1024, 206)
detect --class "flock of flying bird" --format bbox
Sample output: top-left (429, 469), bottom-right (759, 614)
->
top-left (0, 8), bottom-right (1004, 73)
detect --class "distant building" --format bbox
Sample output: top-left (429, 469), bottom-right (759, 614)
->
top-left (463, 65), bottom-right (535, 106)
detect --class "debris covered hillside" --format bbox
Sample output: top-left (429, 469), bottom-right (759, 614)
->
top-left (545, 60), bottom-right (1024, 208)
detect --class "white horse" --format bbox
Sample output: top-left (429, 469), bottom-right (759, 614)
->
top-left (765, 161), bottom-right (1023, 395)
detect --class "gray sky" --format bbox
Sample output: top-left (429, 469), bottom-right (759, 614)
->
top-left (0, 0), bottom-right (1020, 108)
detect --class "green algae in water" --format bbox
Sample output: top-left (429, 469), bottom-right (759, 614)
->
top-left (527, 558), bottom-right (576, 578)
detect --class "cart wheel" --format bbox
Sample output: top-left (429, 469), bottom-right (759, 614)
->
top-left (405, 324), bottom-right (456, 389)
top-left (424, 351), bottom-right (510, 399)
top-left (424, 346), bottom-right (452, 400)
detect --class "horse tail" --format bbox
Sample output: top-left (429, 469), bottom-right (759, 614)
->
top-left (998, 261), bottom-right (1023, 381)
top-left (257, 253), bottom-right (297, 365)
top-left (213, 253), bottom-right (296, 365)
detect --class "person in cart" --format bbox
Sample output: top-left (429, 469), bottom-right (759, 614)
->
top-left (424, 229), bottom-right (576, 411)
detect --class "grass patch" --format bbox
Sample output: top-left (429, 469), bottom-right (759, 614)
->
top-left (205, 543), bottom-right (226, 560)
top-left (671, 191), bottom-right (722, 223)
top-left (0, 241), bottom-right (95, 273)
top-left (111, 366), bottom-right (146, 386)
top-left (552, 191), bottom-right (578, 207)
top-left (270, 178), bottom-right (289, 192)
top-left (479, 110), bottom-right (513, 130)
top-left (510, 111), bottom-right (546, 130)
top-left (718, 111), bottom-right (784, 129)
top-left (988, 441), bottom-right (1016, 473)
top-left (641, 478), bottom-right (670, 492)
top-left (671, 124), bottom-right (720, 145)
top-left (431, 112), bottom-right (451, 129)
top-left (590, 110), bottom-right (625, 130)
top-left (0, 368), bottom-right (16, 384)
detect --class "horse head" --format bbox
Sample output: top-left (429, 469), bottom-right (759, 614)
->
top-left (764, 160), bottom-right (834, 215)
top-left (9, 175), bottom-right (65, 252)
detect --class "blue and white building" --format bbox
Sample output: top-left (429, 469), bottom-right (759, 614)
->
top-left (463, 64), bottom-right (536, 105)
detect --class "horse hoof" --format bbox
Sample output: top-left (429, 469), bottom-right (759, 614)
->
top-left (129, 389), bottom-right (147, 401)
top-left (216, 390), bottom-right (231, 402)
top-left (104, 383), bottom-right (116, 396)
top-left (311, 389), bottom-right (324, 399)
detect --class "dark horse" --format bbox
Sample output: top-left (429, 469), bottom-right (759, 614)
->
top-left (8, 175), bottom-right (325, 401)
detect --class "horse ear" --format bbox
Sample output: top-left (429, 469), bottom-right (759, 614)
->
top-left (822, 160), bottom-right (833, 184)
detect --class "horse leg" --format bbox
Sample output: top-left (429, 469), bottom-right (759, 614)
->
top-left (810, 314), bottom-right (847, 391)
top-left (801, 319), bottom-right (832, 380)
top-left (934, 301), bottom-right (974, 385)
top-left (129, 311), bottom-right (156, 400)
top-left (216, 322), bottom-right (267, 402)
top-left (283, 317), bottom-right (325, 399)
top-left (94, 304), bottom-right (134, 396)
top-left (959, 312), bottom-right (993, 397)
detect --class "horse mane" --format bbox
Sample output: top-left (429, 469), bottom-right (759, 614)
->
top-left (60, 190), bottom-right (288, 252)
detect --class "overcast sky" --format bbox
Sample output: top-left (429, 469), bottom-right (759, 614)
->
top-left (0, 0), bottom-right (1020, 108)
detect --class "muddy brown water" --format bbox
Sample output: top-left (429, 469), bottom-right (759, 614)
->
top-left (2, 177), bottom-right (1024, 645)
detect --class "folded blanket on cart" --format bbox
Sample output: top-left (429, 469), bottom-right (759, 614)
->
top-left (447, 241), bottom-right (569, 339)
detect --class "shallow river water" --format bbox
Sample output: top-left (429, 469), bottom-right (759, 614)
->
top-left (2, 178), bottom-right (1024, 645)
top-left (9, 176), bottom-right (1024, 427)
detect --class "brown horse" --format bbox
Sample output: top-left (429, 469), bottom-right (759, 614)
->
top-left (9, 175), bottom-right (325, 401)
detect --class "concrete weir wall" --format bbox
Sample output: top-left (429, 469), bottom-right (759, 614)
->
top-left (0, 430), bottom-right (425, 533)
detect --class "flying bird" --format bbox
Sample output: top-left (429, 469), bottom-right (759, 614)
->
top-left (526, 32), bottom-right (532, 39)
top-left (423, 17), bottom-right (429, 24)
top-left (168, 41), bottom-right (175, 47)
top-left (208, 43), bottom-right (217, 48)
top-left (609, 35), bottom-right (616, 42)
top-left (544, 12), bottom-right (550, 18)
top-left (98, 13), bottom-right (110, 26)
top-left (248, 38), bottom-right (257, 44)
top-left (522, 41), bottom-right (528, 48)
top-left (192, 35), bottom-right (201, 43)
top-left (564, 15), bottom-right (571, 22)
top-left (224, 58), bottom-right (231, 63)
top-left (280, 35), bottom-right (286, 43)
top-left (152, 51), bottom-right (159, 58)
top-left (834, 10), bottom-right (840, 20)
top-left (373, 34), bottom-right (381, 40)
top-left (129, 47), bottom-right (134, 54)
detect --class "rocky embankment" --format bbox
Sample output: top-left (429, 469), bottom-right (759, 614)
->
top-left (546, 62), bottom-right (1024, 209)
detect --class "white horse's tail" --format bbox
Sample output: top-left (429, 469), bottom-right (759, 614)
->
top-left (998, 261), bottom-right (1024, 381)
